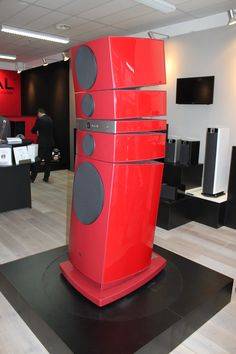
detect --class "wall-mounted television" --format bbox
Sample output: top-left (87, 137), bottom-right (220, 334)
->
top-left (176, 76), bottom-right (215, 105)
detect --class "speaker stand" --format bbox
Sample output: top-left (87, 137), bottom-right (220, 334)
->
top-left (60, 252), bottom-right (166, 307)
top-left (201, 191), bottom-right (225, 198)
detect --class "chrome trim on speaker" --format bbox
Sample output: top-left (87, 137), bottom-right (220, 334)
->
top-left (77, 119), bottom-right (117, 133)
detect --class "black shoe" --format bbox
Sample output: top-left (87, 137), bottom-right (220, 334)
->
top-left (43, 178), bottom-right (49, 183)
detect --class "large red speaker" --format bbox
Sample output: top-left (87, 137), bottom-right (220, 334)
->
top-left (60, 36), bottom-right (167, 307)
top-left (71, 36), bottom-right (166, 92)
top-left (75, 90), bottom-right (166, 119)
top-left (60, 122), bottom-right (166, 306)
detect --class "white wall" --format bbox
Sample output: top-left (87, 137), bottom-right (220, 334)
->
top-left (164, 25), bottom-right (236, 167)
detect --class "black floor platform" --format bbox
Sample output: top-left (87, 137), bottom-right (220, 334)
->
top-left (0, 246), bottom-right (233, 354)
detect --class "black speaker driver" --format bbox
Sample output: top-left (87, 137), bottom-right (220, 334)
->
top-left (81, 94), bottom-right (95, 117)
top-left (75, 45), bottom-right (97, 90)
top-left (73, 162), bottom-right (104, 225)
top-left (82, 134), bottom-right (95, 156)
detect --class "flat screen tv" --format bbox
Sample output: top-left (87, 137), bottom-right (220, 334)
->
top-left (176, 76), bottom-right (215, 104)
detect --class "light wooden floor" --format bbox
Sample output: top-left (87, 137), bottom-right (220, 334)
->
top-left (0, 170), bottom-right (235, 354)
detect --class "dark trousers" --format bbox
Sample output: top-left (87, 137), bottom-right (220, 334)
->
top-left (30, 147), bottom-right (52, 182)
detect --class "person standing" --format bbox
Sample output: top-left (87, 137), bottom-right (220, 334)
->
top-left (30, 108), bottom-right (55, 182)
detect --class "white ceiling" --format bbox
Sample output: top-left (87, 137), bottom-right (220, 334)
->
top-left (0, 0), bottom-right (236, 64)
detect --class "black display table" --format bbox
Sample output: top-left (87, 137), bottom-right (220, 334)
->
top-left (0, 163), bottom-right (31, 212)
top-left (157, 196), bottom-right (192, 230)
top-left (0, 245), bottom-right (233, 354)
top-left (157, 161), bottom-right (227, 230)
top-left (0, 140), bottom-right (32, 212)
top-left (157, 188), bottom-right (227, 230)
top-left (186, 188), bottom-right (227, 228)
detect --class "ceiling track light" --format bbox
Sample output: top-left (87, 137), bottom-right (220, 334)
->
top-left (0, 24), bottom-right (70, 44)
top-left (42, 58), bottom-right (48, 66)
top-left (15, 62), bottom-right (25, 74)
top-left (134, 0), bottom-right (176, 14)
top-left (148, 30), bottom-right (169, 39)
top-left (228, 9), bottom-right (236, 26)
top-left (0, 53), bottom-right (16, 60)
top-left (62, 52), bottom-right (70, 61)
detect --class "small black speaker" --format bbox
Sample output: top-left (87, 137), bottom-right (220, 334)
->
top-left (165, 138), bottom-right (181, 163)
top-left (10, 121), bottom-right (25, 137)
top-left (225, 146), bottom-right (236, 229)
top-left (179, 140), bottom-right (200, 166)
top-left (161, 184), bottom-right (178, 200)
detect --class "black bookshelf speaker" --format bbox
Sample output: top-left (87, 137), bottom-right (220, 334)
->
top-left (225, 146), bottom-right (236, 229)
top-left (165, 138), bottom-right (181, 163)
top-left (179, 140), bottom-right (200, 166)
top-left (160, 184), bottom-right (177, 200)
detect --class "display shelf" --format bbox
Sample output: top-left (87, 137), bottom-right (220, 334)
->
top-left (157, 196), bottom-right (192, 230)
top-left (0, 163), bottom-right (31, 212)
top-left (186, 187), bottom-right (226, 228)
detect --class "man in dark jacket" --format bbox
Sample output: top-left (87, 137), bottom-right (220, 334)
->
top-left (30, 108), bottom-right (55, 182)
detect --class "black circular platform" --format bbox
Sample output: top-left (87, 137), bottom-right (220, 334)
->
top-left (42, 251), bottom-right (183, 322)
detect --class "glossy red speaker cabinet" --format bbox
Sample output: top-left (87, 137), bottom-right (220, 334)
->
top-left (75, 90), bottom-right (166, 119)
top-left (60, 154), bottom-right (166, 306)
top-left (76, 130), bottom-right (166, 162)
top-left (71, 36), bottom-right (166, 92)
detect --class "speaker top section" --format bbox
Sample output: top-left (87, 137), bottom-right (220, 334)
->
top-left (76, 118), bottom-right (166, 134)
top-left (208, 128), bottom-right (218, 133)
top-left (180, 139), bottom-right (200, 144)
top-left (167, 138), bottom-right (179, 143)
top-left (75, 90), bottom-right (166, 120)
top-left (72, 36), bottom-right (166, 92)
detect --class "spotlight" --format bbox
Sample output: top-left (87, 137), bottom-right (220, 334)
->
top-left (62, 52), bottom-right (70, 61)
top-left (15, 62), bottom-right (24, 73)
top-left (148, 31), bottom-right (169, 39)
top-left (228, 9), bottom-right (236, 26)
top-left (42, 58), bottom-right (48, 66)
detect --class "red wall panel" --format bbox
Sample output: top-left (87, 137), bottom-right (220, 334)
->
top-left (0, 70), bottom-right (21, 116)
